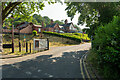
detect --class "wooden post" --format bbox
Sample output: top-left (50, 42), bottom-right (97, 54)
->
top-left (30, 43), bottom-right (31, 53)
top-left (26, 42), bottom-right (28, 52)
top-left (19, 27), bottom-right (21, 52)
top-left (19, 41), bottom-right (21, 52)
top-left (12, 21), bottom-right (14, 53)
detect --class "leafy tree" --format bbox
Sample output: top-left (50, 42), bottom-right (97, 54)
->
top-left (74, 25), bottom-right (82, 31)
top-left (54, 20), bottom-right (64, 25)
top-left (1, 1), bottom-right (56, 23)
top-left (65, 2), bottom-right (120, 36)
top-left (33, 14), bottom-right (43, 23)
top-left (43, 16), bottom-right (51, 25)
top-left (1, 1), bottom-right (56, 52)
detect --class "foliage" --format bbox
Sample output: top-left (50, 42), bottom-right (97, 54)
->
top-left (2, 2), bottom-right (53, 28)
top-left (2, 2), bottom-right (42, 22)
top-left (74, 25), bottom-right (82, 31)
top-left (65, 2), bottom-right (120, 36)
top-left (43, 31), bottom-right (90, 43)
top-left (54, 20), bottom-right (64, 25)
top-left (93, 16), bottom-right (120, 79)
top-left (32, 30), bottom-right (37, 36)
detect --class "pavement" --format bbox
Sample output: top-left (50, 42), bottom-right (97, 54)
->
top-left (0, 54), bottom-right (21, 59)
top-left (1, 43), bottom-right (91, 79)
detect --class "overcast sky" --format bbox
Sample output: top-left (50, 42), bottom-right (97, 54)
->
top-left (35, 2), bottom-right (86, 29)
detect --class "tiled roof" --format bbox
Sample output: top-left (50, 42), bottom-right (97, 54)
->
top-left (60, 23), bottom-right (72, 30)
top-left (16, 22), bottom-right (29, 30)
top-left (61, 23), bottom-right (72, 27)
top-left (46, 23), bottom-right (56, 28)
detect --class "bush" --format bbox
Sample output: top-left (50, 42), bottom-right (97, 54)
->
top-left (32, 30), bottom-right (37, 36)
top-left (43, 31), bottom-right (91, 43)
top-left (93, 16), bottom-right (120, 79)
top-left (43, 31), bottom-right (84, 43)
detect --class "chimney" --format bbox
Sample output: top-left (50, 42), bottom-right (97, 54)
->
top-left (51, 19), bottom-right (54, 25)
top-left (42, 21), bottom-right (44, 27)
top-left (65, 19), bottom-right (68, 24)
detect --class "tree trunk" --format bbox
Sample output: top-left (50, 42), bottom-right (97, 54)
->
top-left (0, 4), bottom-right (3, 53)
top-left (2, 2), bottom-right (21, 23)
top-left (0, 34), bottom-right (2, 53)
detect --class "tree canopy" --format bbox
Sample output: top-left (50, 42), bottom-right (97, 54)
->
top-left (65, 2), bottom-right (120, 36)
top-left (1, 1), bottom-right (56, 23)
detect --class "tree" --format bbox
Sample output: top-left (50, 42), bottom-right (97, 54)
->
top-left (1, 1), bottom-right (56, 23)
top-left (65, 2), bottom-right (120, 36)
top-left (54, 20), bottom-right (64, 25)
top-left (1, 1), bottom-right (55, 52)
top-left (74, 25), bottom-right (82, 32)
top-left (43, 16), bottom-right (51, 25)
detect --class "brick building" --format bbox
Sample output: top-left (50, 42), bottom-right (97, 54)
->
top-left (2, 22), bottom-right (44, 34)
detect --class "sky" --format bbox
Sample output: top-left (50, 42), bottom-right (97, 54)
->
top-left (35, 2), bottom-right (87, 29)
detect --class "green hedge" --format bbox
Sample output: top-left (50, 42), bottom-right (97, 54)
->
top-left (43, 31), bottom-right (90, 43)
top-left (93, 16), bottom-right (120, 79)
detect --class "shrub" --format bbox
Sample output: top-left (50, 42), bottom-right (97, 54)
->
top-left (93, 16), bottom-right (120, 79)
top-left (32, 30), bottom-right (37, 36)
top-left (43, 31), bottom-right (84, 43)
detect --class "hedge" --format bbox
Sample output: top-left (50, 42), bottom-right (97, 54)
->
top-left (93, 16), bottom-right (120, 79)
top-left (43, 31), bottom-right (90, 43)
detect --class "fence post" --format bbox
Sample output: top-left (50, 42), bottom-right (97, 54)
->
top-left (19, 41), bottom-right (21, 52)
top-left (26, 42), bottom-right (28, 52)
top-left (30, 43), bottom-right (31, 53)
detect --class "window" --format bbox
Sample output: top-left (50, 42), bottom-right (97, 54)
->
top-left (38, 28), bottom-right (41, 32)
top-left (35, 40), bottom-right (39, 48)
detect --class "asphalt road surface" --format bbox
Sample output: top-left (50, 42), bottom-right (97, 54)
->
top-left (1, 43), bottom-right (91, 78)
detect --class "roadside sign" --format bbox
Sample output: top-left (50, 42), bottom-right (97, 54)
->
top-left (3, 44), bottom-right (12, 48)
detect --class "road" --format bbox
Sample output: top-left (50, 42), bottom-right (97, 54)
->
top-left (1, 43), bottom-right (91, 79)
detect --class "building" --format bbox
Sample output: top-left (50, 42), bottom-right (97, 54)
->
top-left (3, 19), bottom-right (78, 34)
top-left (16, 22), bottom-right (33, 34)
top-left (3, 22), bottom-right (44, 34)
top-left (45, 19), bottom-right (60, 32)
top-left (60, 19), bottom-right (77, 33)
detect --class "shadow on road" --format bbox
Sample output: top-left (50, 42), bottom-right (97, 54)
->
top-left (2, 50), bottom-right (88, 78)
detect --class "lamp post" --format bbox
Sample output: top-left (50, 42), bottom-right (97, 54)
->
top-left (11, 15), bottom-right (14, 53)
